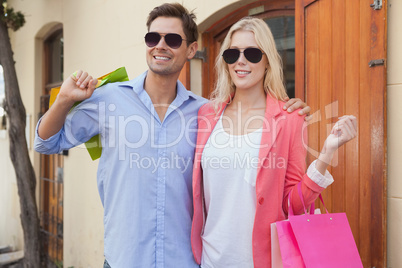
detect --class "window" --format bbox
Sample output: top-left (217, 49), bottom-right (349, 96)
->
top-left (44, 29), bottom-right (63, 93)
top-left (264, 16), bottom-right (295, 98)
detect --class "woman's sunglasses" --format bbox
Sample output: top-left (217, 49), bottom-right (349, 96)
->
top-left (145, 32), bottom-right (186, 49)
top-left (222, 48), bottom-right (264, 64)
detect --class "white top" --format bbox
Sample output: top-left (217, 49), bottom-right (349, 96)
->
top-left (201, 114), bottom-right (262, 268)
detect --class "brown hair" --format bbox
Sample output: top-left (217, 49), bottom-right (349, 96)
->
top-left (146, 3), bottom-right (198, 45)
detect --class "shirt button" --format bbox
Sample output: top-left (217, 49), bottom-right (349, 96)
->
top-left (258, 197), bottom-right (264, 205)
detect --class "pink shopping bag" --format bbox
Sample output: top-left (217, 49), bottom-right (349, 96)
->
top-left (271, 222), bottom-right (285, 268)
top-left (273, 219), bottom-right (305, 268)
top-left (273, 183), bottom-right (363, 268)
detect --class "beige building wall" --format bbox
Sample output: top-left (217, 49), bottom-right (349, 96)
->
top-left (0, 130), bottom-right (23, 251)
top-left (2, 0), bottom-right (401, 267)
top-left (387, 0), bottom-right (402, 267)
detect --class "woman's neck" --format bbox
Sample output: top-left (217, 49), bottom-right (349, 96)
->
top-left (230, 86), bottom-right (266, 111)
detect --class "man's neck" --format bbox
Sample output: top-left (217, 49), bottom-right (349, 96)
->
top-left (144, 71), bottom-right (178, 105)
top-left (144, 70), bottom-right (180, 122)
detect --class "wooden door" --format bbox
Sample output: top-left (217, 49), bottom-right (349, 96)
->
top-left (39, 27), bottom-right (64, 263)
top-left (295, 0), bottom-right (387, 266)
top-left (179, 62), bottom-right (190, 90)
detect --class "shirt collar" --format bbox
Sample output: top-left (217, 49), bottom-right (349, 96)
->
top-left (119, 70), bottom-right (194, 102)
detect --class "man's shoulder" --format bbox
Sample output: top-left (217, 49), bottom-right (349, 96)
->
top-left (187, 90), bottom-right (208, 104)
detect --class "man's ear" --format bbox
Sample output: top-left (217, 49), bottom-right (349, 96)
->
top-left (187, 42), bottom-right (199, 60)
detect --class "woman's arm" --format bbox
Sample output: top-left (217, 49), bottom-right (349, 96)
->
top-left (315, 115), bottom-right (357, 174)
top-left (284, 115), bottom-right (358, 215)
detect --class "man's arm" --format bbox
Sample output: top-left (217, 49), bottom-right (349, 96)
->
top-left (38, 71), bottom-right (97, 140)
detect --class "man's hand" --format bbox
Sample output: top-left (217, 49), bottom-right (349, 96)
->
top-left (283, 97), bottom-right (311, 121)
top-left (38, 70), bottom-right (97, 140)
top-left (58, 70), bottom-right (98, 106)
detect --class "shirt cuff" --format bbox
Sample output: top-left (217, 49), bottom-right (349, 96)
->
top-left (34, 117), bottom-right (62, 153)
top-left (306, 160), bottom-right (334, 188)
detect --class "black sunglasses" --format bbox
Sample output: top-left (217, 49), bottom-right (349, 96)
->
top-left (222, 48), bottom-right (264, 64)
top-left (145, 32), bottom-right (186, 49)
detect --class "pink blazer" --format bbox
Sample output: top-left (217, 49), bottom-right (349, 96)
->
top-left (191, 95), bottom-right (325, 267)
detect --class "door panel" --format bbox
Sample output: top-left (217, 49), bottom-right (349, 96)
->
top-left (179, 62), bottom-right (190, 90)
top-left (39, 95), bottom-right (64, 263)
top-left (295, 0), bottom-right (387, 266)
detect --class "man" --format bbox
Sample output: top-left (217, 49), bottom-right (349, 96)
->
top-left (34, 3), bottom-right (310, 267)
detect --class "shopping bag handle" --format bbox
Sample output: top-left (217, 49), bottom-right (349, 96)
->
top-left (288, 182), bottom-right (329, 216)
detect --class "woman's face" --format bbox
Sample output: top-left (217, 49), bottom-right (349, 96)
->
top-left (227, 30), bottom-right (268, 93)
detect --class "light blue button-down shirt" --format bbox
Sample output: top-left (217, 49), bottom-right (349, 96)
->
top-left (34, 71), bottom-right (207, 267)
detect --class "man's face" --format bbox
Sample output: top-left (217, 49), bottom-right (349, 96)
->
top-left (146, 16), bottom-right (197, 77)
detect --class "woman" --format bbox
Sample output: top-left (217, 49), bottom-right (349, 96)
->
top-left (191, 17), bottom-right (357, 268)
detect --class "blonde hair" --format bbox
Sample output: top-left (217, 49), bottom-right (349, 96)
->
top-left (211, 17), bottom-right (288, 112)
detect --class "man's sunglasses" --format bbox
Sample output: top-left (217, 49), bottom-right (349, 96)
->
top-left (145, 32), bottom-right (186, 49)
top-left (222, 48), bottom-right (264, 64)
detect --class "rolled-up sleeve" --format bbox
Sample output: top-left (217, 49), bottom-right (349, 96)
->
top-left (306, 159), bottom-right (334, 188)
top-left (34, 117), bottom-right (64, 154)
top-left (34, 96), bottom-right (102, 155)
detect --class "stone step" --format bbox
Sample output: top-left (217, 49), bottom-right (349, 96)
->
top-left (0, 251), bottom-right (24, 266)
top-left (0, 246), bottom-right (12, 255)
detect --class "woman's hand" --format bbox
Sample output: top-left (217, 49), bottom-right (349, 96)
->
top-left (324, 115), bottom-right (357, 154)
top-left (315, 115), bottom-right (357, 175)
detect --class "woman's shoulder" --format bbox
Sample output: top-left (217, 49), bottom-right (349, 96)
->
top-left (198, 101), bottom-right (219, 116)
